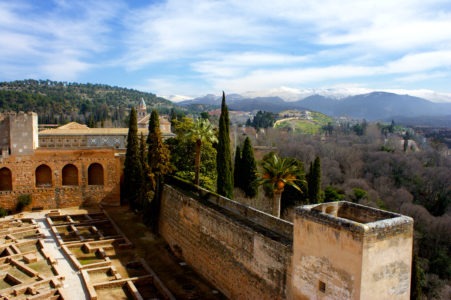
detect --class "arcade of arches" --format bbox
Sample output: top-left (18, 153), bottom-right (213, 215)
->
top-left (0, 148), bottom-right (121, 210)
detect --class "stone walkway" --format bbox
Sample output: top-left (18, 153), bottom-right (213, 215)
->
top-left (33, 214), bottom-right (88, 300)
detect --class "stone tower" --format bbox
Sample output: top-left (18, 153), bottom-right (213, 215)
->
top-left (137, 98), bottom-right (147, 121)
top-left (291, 201), bottom-right (413, 300)
top-left (0, 112), bottom-right (38, 157)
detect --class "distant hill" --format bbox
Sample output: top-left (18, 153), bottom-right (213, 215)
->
top-left (180, 91), bottom-right (451, 124)
top-left (297, 92), bottom-right (451, 120)
top-left (0, 79), bottom-right (173, 126)
top-left (179, 95), bottom-right (297, 113)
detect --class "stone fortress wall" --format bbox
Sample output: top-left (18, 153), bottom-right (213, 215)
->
top-left (160, 182), bottom-right (414, 300)
top-left (160, 184), bottom-right (294, 299)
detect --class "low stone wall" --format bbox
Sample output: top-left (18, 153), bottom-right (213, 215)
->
top-left (159, 184), bottom-right (293, 300)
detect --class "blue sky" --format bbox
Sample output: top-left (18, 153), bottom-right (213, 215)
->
top-left (1, 0), bottom-right (451, 99)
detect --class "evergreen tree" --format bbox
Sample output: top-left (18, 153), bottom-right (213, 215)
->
top-left (216, 92), bottom-right (233, 198)
top-left (123, 108), bottom-right (143, 210)
top-left (147, 110), bottom-right (171, 190)
top-left (145, 110), bottom-right (171, 230)
top-left (234, 145), bottom-right (242, 189)
top-left (307, 156), bottom-right (322, 203)
top-left (241, 137), bottom-right (258, 197)
top-left (139, 133), bottom-right (148, 172)
top-left (138, 133), bottom-right (149, 208)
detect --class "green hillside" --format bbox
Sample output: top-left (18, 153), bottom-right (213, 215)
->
top-left (274, 110), bottom-right (333, 134)
top-left (0, 79), bottom-right (175, 126)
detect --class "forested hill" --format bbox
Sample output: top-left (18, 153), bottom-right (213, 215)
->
top-left (0, 79), bottom-right (174, 127)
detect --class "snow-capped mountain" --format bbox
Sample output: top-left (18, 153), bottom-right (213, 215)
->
top-left (239, 87), bottom-right (451, 103)
top-left (177, 89), bottom-right (451, 123)
top-left (161, 94), bottom-right (193, 102)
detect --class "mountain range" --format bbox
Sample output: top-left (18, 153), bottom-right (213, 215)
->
top-left (178, 91), bottom-right (451, 123)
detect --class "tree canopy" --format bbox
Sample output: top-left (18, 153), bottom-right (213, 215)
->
top-left (258, 153), bottom-right (305, 217)
top-left (185, 118), bottom-right (218, 186)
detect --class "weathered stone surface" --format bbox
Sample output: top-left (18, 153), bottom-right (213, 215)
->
top-left (160, 185), bottom-right (293, 300)
top-left (292, 202), bottom-right (413, 300)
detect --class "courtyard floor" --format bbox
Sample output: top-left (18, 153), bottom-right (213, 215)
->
top-left (0, 206), bottom-right (226, 299)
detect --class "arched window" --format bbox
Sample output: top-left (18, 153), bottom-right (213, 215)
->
top-left (88, 163), bottom-right (104, 185)
top-left (36, 164), bottom-right (52, 187)
top-left (0, 167), bottom-right (12, 191)
top-left (62, 164), bottom-right (78, 186)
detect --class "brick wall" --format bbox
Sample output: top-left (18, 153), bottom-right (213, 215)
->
top-left (0, 148), bottom-right (121, 210)
top-left (159, 185), bottom-right (293, 299)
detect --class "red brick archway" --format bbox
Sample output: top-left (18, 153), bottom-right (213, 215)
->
top-left (62, 164), bottom-right (78, 186)
top-left (36, 164), bottom-right (52, 187)
top-left (88, 163), bottom-right (104, 185)
top-left (0, 167), bottom-right (12, 191)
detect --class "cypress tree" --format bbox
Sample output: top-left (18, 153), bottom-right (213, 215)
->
top-left (216, 92), bottom-right (233, 198)
top-left (241, 137), bottom-right (258, 197)
top-left (123, 107), bottom-right (143, 210)
top-left (146, 110), bottom-right (171, 192)
top-left (234, 145), bottom-right (242, 189)
top-left (138, 133), bottom-right (148, 209)
top-left (307, 156), bottom-right (322, 203)
top-left (139, 132), bottom-right (148, 172)
top-left (145, 110), bottom-right (171, 230)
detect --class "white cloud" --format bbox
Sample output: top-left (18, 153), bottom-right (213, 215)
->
top-left (135, 77), bottom-right (212, 98)
top-left (211, 65), bottom-right (377, 93)
top-left (386, 51), bottom-right (451, 73)
top-left (191, 52), bottom-right (309, 78)
top-left (394, 72), bottom-right (448, 83)
top-left (2, 0), bottom-right (451, 95)
top-left (0, 0), bottom-right (123, 80)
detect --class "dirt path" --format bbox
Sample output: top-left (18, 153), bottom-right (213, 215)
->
top-left (105, 206), bottom-right (227, 300)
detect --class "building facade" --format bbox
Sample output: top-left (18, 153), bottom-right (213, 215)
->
top-left (0, 112), bottom-right (122, 210)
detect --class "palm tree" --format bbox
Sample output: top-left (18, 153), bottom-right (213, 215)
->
top-left (186, 118), bottom-right (218, 186)
top-left (258, 153), bottom-right (305, 218)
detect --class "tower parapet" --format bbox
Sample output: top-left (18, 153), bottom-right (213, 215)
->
top-left (0, 112), bottom-right (38, 157)
top-left (291, 201), bottom-right (413, 300)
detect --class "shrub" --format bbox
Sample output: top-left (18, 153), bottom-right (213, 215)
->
top-left (0, 207), bottom-right (8, 218)
top-left (16, 194), bottom-right (31, 212)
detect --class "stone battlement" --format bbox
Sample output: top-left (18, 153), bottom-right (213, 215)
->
top-left (296, 201), bottom-right (413, 239)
